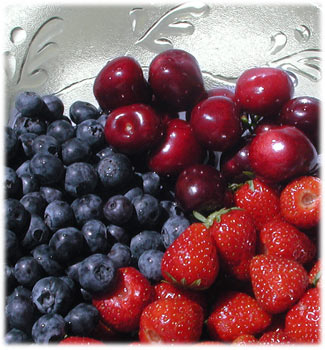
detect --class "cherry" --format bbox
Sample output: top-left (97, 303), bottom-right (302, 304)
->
top-left (254, 123), bottom-right (279, 135)
top-left (190, 96), bottom-right (242, 152)
top-left (235, 67), bottom-right (294, 118)
top-left (249, 126), bottom-right (318, 183)
top-left (207, 87), bottom-right (235, 101)
top-left (175, 164), bottom-right (225, 213)
top-left (104, 104), bottom-right (163, 154)
top-left (279, 96), bottom-right (320, 150)
top-left (93, 56), bottom-right (151, 113)
top-left (148, 49), bottom-right (206, 112)
top-left (148, 119), bottom-right (205, 176)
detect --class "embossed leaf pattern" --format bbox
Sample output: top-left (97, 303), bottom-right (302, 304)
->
top-left (269, 31), bottom-right (287, 55)
top-left (4, 51), bottom-right (16, 80)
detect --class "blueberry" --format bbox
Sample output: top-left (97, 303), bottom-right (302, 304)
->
top-left (97, 113), bottom-right (108, 128)
top-left (6, 198), bottom-right (30, 235)
top-left (32, 134), bottom-right (60, 156)
top-left (14, 116), bottom-right (47, 136)
top-left (65, 261), bottom-right (82, 283)
top-left (138, 249), bottom-right (164, 282)
top-left (141, 172), bottom-right (161, 196)
top-left (80, 289), bottom-right (93, 303)
top-left (29, 152), bottom-right (64, 185)
top-left (71, 194), bottom-right (103, 226)
top-left (65, 162), bottom-right (98, 197)
top-left (133, 194), bottom-right (162, 228)
top-left (107, 243), bottom-right (131, 268)
top-left (160, 200), bottom-right (185, 218)
top-left (20, 191), bottom-right (47, 216)
top-left (97, 153), bottom-right (133, 190)
top-left (6, 295), bottom-right (37, 333)
top-left (161, 215), bottom-right (190, 248)
top-left (124, 186), bottom-right (143, 202)
top-left (15, 91), bottom-right (44, 117)
top-left (44, 200), bottom-right (75, 231)
top-left (22, 215), bottom-right (51, 250)
top-left (49, 227), bottom-right (85, 264)
top-left (7, 286), bottom-right (32, 304)
top-left (16, 160), bottom-right (32, 177)
top-left (103, 195), bottom-right (134, 225)
top-left (81, 219), bottom-right (109, 254)
top-left (69, 100), bottom-right (100, 124)
top-left (32, 244), bottom-right (63, 276)
top-left (42, 94), bottom-right (64, 121)
top-left (78, 254), bottom-right (117, 295)
top-left (20, 174), bottom-right (40, 195)
top-left (5, 127), bottom-right (19, 160)
top-left (76, 119), bottom-right (105, 149)
top-left (32, 276), bottom-right (73, 315)
top-left (19, 132), bottom-right (38, 157)
top-left (40, 186), bottom-right (63, 204)
top-left (130, 230), bottom-right (164, 260)
top-left (59, 276), bottom-right (77, 295)
top-left (61, 137), bottom-right (91, 165)
top-left (47, 120), bottom-right (75, 144)
top-left (6, 230), bottom-right (21, 264)
top-left (65, 303), bottom-right (99, 336)
top-left (6, 265), bottom-right (18, 295)
top-left (95, 146), bottom-right (115, 161)
top-left (14, 256), bottom-right (44, 288)
top-left (5, 328), bottom-right (30, 343)
top-left (107, 224), bottom-right (130, 244)
top-left (5, 167), bottom-right (21, 198)
top-left (32, 313), bottom-right (66, 343)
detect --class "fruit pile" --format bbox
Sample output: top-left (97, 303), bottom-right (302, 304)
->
top-left (5, 49), bottom-right (321, 344)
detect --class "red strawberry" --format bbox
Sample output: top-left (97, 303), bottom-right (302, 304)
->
top-left (280, 176), bottom-right (321, 229)
top-left (200, 207), bottom-right (256, 280)
top-left (59, 336), bottom-right (104, 344)
top-left (234, 178), bottom-right (281, 230)
top-left (259, 329), bottom-right (292, 344)
top-left (308, 260), bottom-right (321, 287)
top-left (232, 334), bottom-right (258, 344)
top-left (161, 223), bottom-right (219, 290)
top-left (250, 255), bottom-right (308, 314)
top-left (259, 219), bottom-right (316, 264)
top-left (285, 287), bottom-right (320, 343)
top-left (154, 281), bottom-right (207, 311)
top-left (139, 298), bottom-right (204, 343)
top-left (92, 267), bottom-right (154, 333)
top-left (207, 291), bottom-right (271, 341)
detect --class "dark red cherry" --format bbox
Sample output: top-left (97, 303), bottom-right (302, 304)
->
top-left (279, 96), bottom-right (320, 150)
top-left (254, 123), bottom-right (279, 135)
top-left (190, 96), bottom-right (242, 152)
top-left (104, 104), bottom-right (163, 154)
top-left (148, 49), bottom-right (206, 112)
top-left (249, 126), bottom-right (318, 183)
top-left (148, 119), bottom-right (205, 176)
top-left (93, 56), bottom-right (151, 112)
top-left (175, 164), bottom-right (225, 213)
top-left (235, 67), bottom-right (294, 118)
top-left (207, 87), bottom-right (235, 101)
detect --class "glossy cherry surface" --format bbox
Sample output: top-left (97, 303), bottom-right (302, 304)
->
top-left (207, 87), bottom-right (235, 101)
top-left (148, 119), bottom-right (205, 176)
top-left (279, 96), bottom-right (320, 150)
top-left (235, 67), bottom-right (294, 117)
top-left (190, 96), bottom-right (242, 152)
top-left (249, 126), bottom-right (318, 183)
top-left (104, 104), bottom-right (163, 154)
top-left (175, 164), bottom-right (225, 213)
top-left (149, 49), bottom-right (205, 112)
top-left (93, 56), bottom-right (151, 112)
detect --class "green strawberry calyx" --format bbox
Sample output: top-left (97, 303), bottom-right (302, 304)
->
top-left (193, 207), bottom-right (243, 228)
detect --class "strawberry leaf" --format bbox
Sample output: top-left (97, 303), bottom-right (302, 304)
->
top-left (164, 271), bottom-right (178, 284)
top-left (180, 277), bottom-right (187, 286)
top-left (190, 279), bottom-right (201, 288)
top-left (247, 179), bottom-right (255, 192)
top-left (312, 271), bottom-right (321, 287)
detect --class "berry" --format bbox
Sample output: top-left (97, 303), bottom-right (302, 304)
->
top-left (14, 116), bottom-right (47, 136)
top-left (280, 176), bottom-right (320, 229)
top-left (32, 135), bottom-right (60, 156)
top-left (250, 255), bottom-right (308, 314)
top-left (59, 336), bottom-right (103, 344)
top-left (92, 267), bottom-right (154, 333)
top-left (259, 329), bottom-right (292, 344)
top-left (103, 195), bottom-right (134, 225)
top-left (5, 229), bottom-right (21, 264)
top-left (161, 223), bottom-right (219, 290)
top-left (161, 215), bottom-right (190, 248)
top-left (232, 334), bottom-right (258, 344)
top-left (69, 100), bottom-right (100, 124)
top-left (81, 219), bottom-right (109, 254)
top-left (106, 224), bottom-right (130, 244)
top-left (6, 198), bottom-right (30, 234)
top-left (47, 119), bottom-right (75, 144)
top-left (65, 303), bottom-right (99, 336)
top-left (21, 214), bottom-right (51, 250)
top-left (207, 87), bottom-right (235, 101)
top-left (40, 186), bottom-right (63, 204)
top-left (15, 91), bottom-right (44, 117)
top-left (61, 137), bottom-right (91, 165)
top-left (308, 260), bottom-right (321, 287)
top-left (71, 194), bottom-right (103, 226)
top-left (138, 249), bottom-right (164, 282)
top-left (44, 200), bottom-right (75, 232)
top-left (5, 328), bottom-right (30, 344)
top-left (132, 194), bottom-right (162, 228)
top-left (107, 243), bottom-right (131, 268)
top-left (32, 313), bottom-right (66, 343)
top-left (141, 172), bottom-right (161, 196)
top-left (14, 256), bottom-right (44, 288)
top-left (19, 132), bottom-right (38, 157)
top-left (32, 244), bottom-right (63, 276)
top-left (76, 119), bottom-right (105, 149)
top-left (130, 230), bottom-right (164, 259)
top-left (42, 94), bottom-right (64, 121)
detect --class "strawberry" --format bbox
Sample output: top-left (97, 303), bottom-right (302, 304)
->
top-left (138, 298), bottom-right (204, 343)
top-left (285, 287), bottom-right (320, 343)
top-left (232, 334), bottom-right (258, 344)
top-left (259, 219), bottom-right (316, 264)
top-left (234, 178), bottom-right (281, 230)
top-left (207, 291), bottom-right (271, 341)
top-left (59, 336), bottom-right (104, 344)
top-left (280, 176), bottom-right (321, 229)
top-left (161, 223), bottom-right (219, 290)
top-left (259, 329), bottom-right (292, 344)
top-left (92, 267), bottom-right (154, 333)
top-left (250, 255), bottom-right (308, 314)
top-left (197, 207), bottom-right (256, 280)
top-left (308, 260), bottom-right (321, 287)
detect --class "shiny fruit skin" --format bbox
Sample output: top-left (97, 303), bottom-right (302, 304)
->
top-left (175, 164), bottom-right (225, 213)
top-left (93, 56), bottom-right (151, 112)
top-left (149, 49), bottom-right (205, 112)
top-left (190, 96), bottom-right (242, 152)
top-left (207, 87), bottom-right (235, 101)
top-left (104, 104), bottom-right (163, 154)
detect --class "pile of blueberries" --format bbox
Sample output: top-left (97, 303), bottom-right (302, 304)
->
top-left (5, 92), bottom-right (191, 343)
